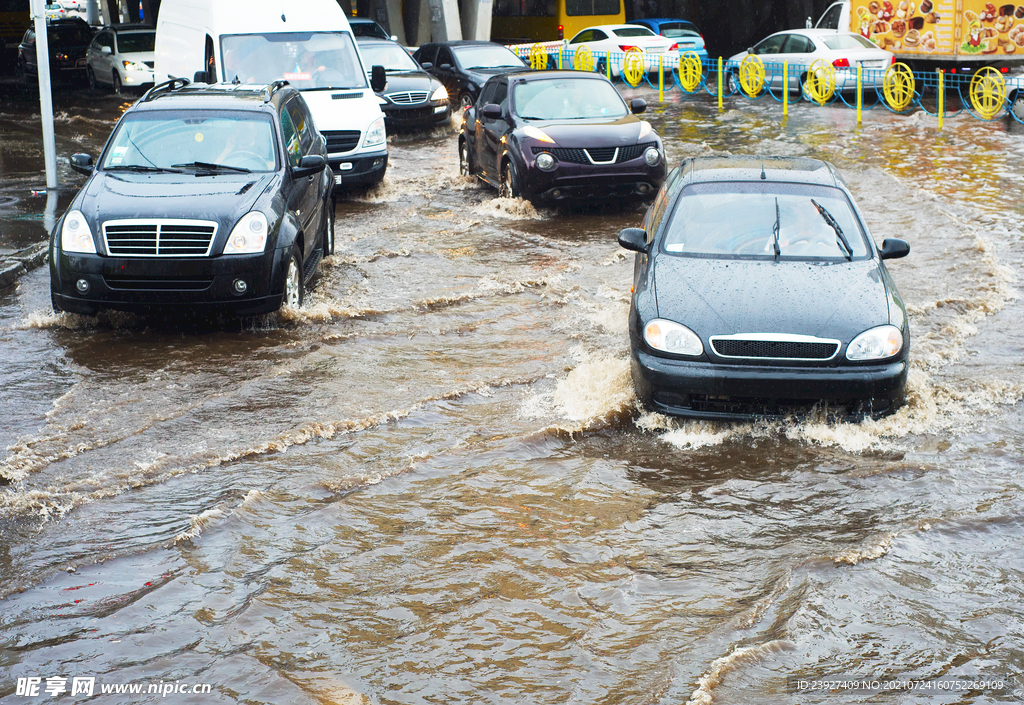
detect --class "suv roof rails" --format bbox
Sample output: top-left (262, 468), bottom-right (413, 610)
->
top-left (263, 79), bottom-right (290, 103)
top-left (142, 76), bottom-right (191, 102)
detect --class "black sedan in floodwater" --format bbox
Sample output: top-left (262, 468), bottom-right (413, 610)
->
top-left (460, 71), bottom-right (666, 203)
top-left (619, 156), bottom-right (911, 420)
top-left (50, 80), bottom-right (334, 317)
top-left (356, 37), bottom-right (452, 130)
top-left (412, 40), bottom-right (527, 110)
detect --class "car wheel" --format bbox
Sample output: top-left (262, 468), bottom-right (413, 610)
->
top-left (458, 92), bottom-right (473, 111)
top-left (596, 58), bottom-right (606, 76)
top-left (726, 70), bottom-right (739, 95)
top-left (1012, 91), bottom-right (1024, 122)
top-left (499, 158), bottom-right (520, 199)
top-left (15, 57), bottom-right (25, 80)
top-left (87, 65), bottom-right (98, 89)
top-left (322, 201), bottom-right (335, 257)
top-left (459, 137), bottom-right (472, 176)
top-left (282, 245), bottom-right (304, 308)
top-left (112, 71), bottom-right (123, 95)
top-left (799, 74), bottom-right (815, 103)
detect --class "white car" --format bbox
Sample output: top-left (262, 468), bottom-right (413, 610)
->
top-left (727, 29), bottom-right (893, 98)
top-left (44, 3), bottom-right (67, 20)
top-left (564, 24), bottom-right (675, 78)
top-left (86, 25), bottom-right (155, 93)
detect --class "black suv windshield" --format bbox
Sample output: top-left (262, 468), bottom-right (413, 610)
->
top-left (662, 182), bottom-right (869, 260)
top-left (514, 78), bottom-right (627, 120)
top-left (102, 111), bottom-right (278, 172)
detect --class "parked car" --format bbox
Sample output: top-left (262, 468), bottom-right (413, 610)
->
top-left (349, 17), bottom-right (395, 41)
top-left (1009, 68), bottom-right (1024, 122)
top-left (726, 29), bottom-right (894, 98)
top-left (412, 40), bottom-right (528, 110)
top-left (618, 155), bottom-right (911, 420)
top-left (627, 18), bottom-right (708, 65)
top-left (16, 17), bottom-right (94, 84)
top-left (86, 24), bottom-right (155, 93)
top-left (459, 70), bottom-right (666, 203)
top-left (44, 3), bottom-right (66, 20)
top-left (356, 37), bottom-right (451, 130)
top-left (564, 24), bottom-right (675, 77)
top-left (51, 80), bottom-right (335, 317)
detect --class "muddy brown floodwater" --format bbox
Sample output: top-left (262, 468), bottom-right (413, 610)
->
top-left (1, 83), bottom-right (1023, 704)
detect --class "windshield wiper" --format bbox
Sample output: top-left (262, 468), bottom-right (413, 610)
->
top-left (772, 197), bottom-right (781, 260)
top-left (173, 161), bottom-right (252, 173)
top-left (811, 198), bottom-right (853, 260)
top-left (105, 164), bottom-right (182, 173)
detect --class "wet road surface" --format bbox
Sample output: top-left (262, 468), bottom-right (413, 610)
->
top-left (1, 80), bottom-right (1024, 703)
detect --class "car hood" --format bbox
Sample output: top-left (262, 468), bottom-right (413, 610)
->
top-left (463, 66), bottom-right (526, 85)
top-left (522, 115), bottom-right (646, 146)
top-left (652, 256), bottom-right (889, 341)
top-left (79, 172), bottom-right (276, 231)
top-left (378, 71), bottom-right (440, 94)
top-left (120, 50), bottom-right (155, 63)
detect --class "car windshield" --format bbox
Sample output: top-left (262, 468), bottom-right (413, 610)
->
top-left (822, 33), bottom-right (879, 50)
top-left (351, 21), bottom-right (388, 39)
top-left (452, 45), bottom-right (525, 69)
top-left (220, 32), bottom-right (367, 90)
top-left (358, 42), bottom-right (419, 72)
top-left (612, 27), bottom-right (654, 38)
top-left (513, 78), bottom-right (627, 120)
top-left (101, 111), bottom-right (278, 172)
top-left (51, 26), bottom-right (93, 47)
top-left (662, 183), bottom-right (869, 260)
top-left (117, 31), bottom-right (155, 53)
top-left (656, 22), bottom-right (700, 38)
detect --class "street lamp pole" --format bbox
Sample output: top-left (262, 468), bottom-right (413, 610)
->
top-left (30, 0), bottom-right (58, 190)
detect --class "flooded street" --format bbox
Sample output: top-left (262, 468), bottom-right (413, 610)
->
top-left (2, 82), bottom-right (1024, 703)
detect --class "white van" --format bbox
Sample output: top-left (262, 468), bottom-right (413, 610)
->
top-left (155, 0), bottom-right (388, 188)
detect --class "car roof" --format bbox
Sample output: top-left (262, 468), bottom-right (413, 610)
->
top-left (583, 24), bottom-right (654, 32)
top-left (135, 81), bottom-right (296, 112)
top-left (354, 36), bottom-right (401, 45)
top-left (505, 69), bottom-right (612, 82)
top-left (682, 156), bottom-right (840, 188)
top-left (107, 24), bottom-right (154, 32)
top-left (434, 40), bottom-right (512, 47)
top-left (635, 18), bottom-right (697, 25)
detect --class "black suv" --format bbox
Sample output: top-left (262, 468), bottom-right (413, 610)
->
top-left (17, 17), bottom-right (95, 84)
top-left (51, 79), bottom-right (335, 317)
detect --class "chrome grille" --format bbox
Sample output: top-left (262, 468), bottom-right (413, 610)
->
top-left (710, 334), bottom-right (840, 361)
top-left (103, 219), bottom-right (217, 257)
top-left (386, 90), bottom-right (430, 104)
top-left (533, 142), bottom-right (655, 165)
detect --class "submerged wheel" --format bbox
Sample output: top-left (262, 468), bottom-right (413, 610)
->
top-left (322, 200), bottom-right (335, 256)
top-left (459, 138), bottom-right (472, 176)
top-left (499, 159), bottom-right (520, 199)
top-left (283, 245), bottom-right (304, 308)
top-left (726, 70), bottom-right (739, 95)
top-left (87, 65), bottom-right (98, 89)
top-left (458, 91), bottom-right (473, 111)
top-left (112, 71), bottom-right (123, 95)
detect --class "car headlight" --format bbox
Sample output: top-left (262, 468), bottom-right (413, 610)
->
top-left (224, 211), bottom-right (268, 254)
top-left (535, 152), bottom-right (556, 171)
top-left (846, 325), bottom-right (903, 361)
top-left (522, 125), bottom-right (554, 143)
top-left (122, 60), bottom-right (146, 71)
top-left (363, 116), bottom-right (386, 147)
top-left (639, 120), bottom-right (653, 139)
top-left (60, 210), bottom-right (96, 254)
top-left (644, 147), bottom-right (661, 166)
top-left (644, 319), bottom-right (703, 356)
top-left (430, 85), bottom-right (448, 101)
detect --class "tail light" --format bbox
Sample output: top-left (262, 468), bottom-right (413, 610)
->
top-left (832, 58), bottom-right (850, 68)
top-left (618, 44), bottom-right (639, 51)
top-left (558, 24), bottom-right (563, 40)
top-left (891, 55), bottom-right (896, 65)
top-left (1001, 66), bottom-right (1009, 73)
top-left (668, 43), bottom-right (679, 51)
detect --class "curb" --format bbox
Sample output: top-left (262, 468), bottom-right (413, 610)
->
top-left (0, 242), bottom-right (49, 291)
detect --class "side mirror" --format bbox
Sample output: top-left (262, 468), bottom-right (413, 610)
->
top-left (879, 238), bottom-right (910, 260)
top-left (618, 227), bottom-right (649, 253)
top-left (292, 154), bottom-right (326, 178)
top-left (420, 61), bottom-right (433, 70)
top-left (370, 64), bottom-right (387, 93)
top-left (69, 152), bottom-right (94, 175)
top-left (630, 98), bottom-right (646, 114)
top-left (480, 103), bottom-right (502, 119)
top-left (390, 34), bottom-right (398, 41)
top-left (439, 63), bottom-right (451, 71)
top-left (193, 69), bottom-right (209, 84)
top-left (100, 45), bottom-right (111, 54)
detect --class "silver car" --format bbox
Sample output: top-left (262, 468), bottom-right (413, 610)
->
top-left (86, 25), bottom-right (155, 93)
top-left (727, 28), bottom-right (893, 98)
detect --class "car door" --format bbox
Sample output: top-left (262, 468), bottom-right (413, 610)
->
top-left (91, 30), bottom-right (113, 82)
top-left (751, 33), bottom-right (789, 90)
top-left (471, 79), bottom-right (498, 177)
top-left (780, 34), bottom-right (817, 90)
top-left (280, 99), bottom-right (319, 261)
top-left (434, 46), bottom-right (460, 103)
top-left (478, 79), bottom-right (510, 183)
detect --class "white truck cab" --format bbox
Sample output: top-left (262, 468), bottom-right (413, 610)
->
top-left (155, 0), bottom-right (388, 188)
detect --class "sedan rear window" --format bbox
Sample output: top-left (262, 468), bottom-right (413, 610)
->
top-left (662, 183), bottom-right (869, 260)
top-left (822, 33), bottom-right (879, 50)
top-left (102, 111), bottom-right (278, 172)
top-left (656, 23), bottom-right (700, 38)
top-left (513, 77), bottom-right (627, 120)
top-left (612, 27), bottom-right (655, 38)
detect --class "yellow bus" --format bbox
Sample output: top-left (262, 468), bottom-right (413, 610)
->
top-left (491, 0), bottom-right (625, 44)
top-left (1, 0), bottom-right (30, 52)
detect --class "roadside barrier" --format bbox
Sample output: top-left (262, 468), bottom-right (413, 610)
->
top-left (509, 43), bottom-right (1024, 125)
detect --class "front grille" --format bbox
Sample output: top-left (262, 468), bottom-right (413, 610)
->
top-left (322, 129), bottom-right (361, 154)
top-left (103, 219), bottom-right (217, 257)
top-left (655, 392), bottom-right (884, 419)
top-left (386, 90), bottom-right (430, 104)
top-left (533, 142), bottom-right (655, 165)
top-left (710, 336), bottom-right (839, 360)
top-left (143, 61), bottom-right (154, 68)
top-left (103, 276), bottom-right (214, 291)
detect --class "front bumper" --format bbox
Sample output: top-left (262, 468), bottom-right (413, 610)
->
top-left (328, 149), bottom-right (388, 188)
top-left (119, 67), bottom-right (155, 88)
top-left (521, 152), bottom-right (666, 202)
top-left (50, 247), bottom-right (290, 316)
top-left (383, 101), bottom-right (451, 129)
top-left (632, 348), bottom-right (908, 421)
